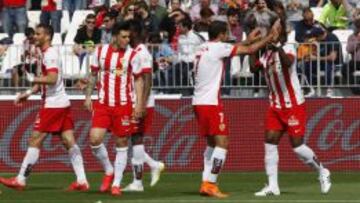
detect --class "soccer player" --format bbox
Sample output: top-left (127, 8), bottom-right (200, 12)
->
top-left (0, 24), bottom-right (89, 191)
top-left (250, 20), bottom-right (332, 196)
top-left (83, 21), bottom-right (146, 196)
top-left (122, 19), bottom-right (165, 192)
top-left (193, 20), bottom-right (280, 198)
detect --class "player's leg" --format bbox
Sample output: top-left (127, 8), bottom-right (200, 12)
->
top-left (89, 127), bottom-right (114, 192)
top-left (123, 132), bottom-right (145, 192)
top-left (90, 103), bottom-right (114, 192)
top-left (255, 107), bottom-right (283, 197)
top-left (60, 130), bottom-right (89, 191)
top-left (0, 130), bottom-right (46, 190)
top-left (202, 136), bottom-right (215, 184)
top-left (199, 105), bottom-right (229, 198)
top-left (290, 137), bottom-right (331, 194)
top-left (111, 136), bottom-right (129, 196)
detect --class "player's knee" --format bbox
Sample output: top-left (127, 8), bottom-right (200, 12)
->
top-left (290, 137), bottom-right (304, 148)
top-left (89, 136), bottom-right (102, 146)
top-left (131, 133), bottom-right (143, 145)
top-left (115, 137), bottom-right (128, 148)
top-left (214, 136), bottom-right (228, 149)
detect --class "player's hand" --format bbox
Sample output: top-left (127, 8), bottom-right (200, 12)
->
top-left (247, 28), bottom-right (262, 43)
top-left (25, 71), bottom-right (35, 83)
top-left (83, 97), bottom-right (93, 112)
top-left (133, 105), bottom-right (146, 120)
top-left (270, 19), bottom-right (281, 39)
top-left (14, 91), bottom-right (31, 106)
top-left (75, 78), bottom-right (88, 90)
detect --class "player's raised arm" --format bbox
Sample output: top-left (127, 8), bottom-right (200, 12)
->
top-left (235, 19), bottom-right (281, 55)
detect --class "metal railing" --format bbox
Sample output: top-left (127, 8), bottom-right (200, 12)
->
top-left (0, 42), bottom-right (359, 97)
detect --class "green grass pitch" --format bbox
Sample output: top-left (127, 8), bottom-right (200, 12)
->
top-left (0, 172), bottom-right (359, 203)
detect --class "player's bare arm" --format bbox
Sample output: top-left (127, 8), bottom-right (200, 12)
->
top-left (235, 19), bottom-right (281, 55)
top-left (134, 75), bottom-right (146, 120)
top-left (249, 54), bottom-right (260, 73)
top-left (25, 71), bottom-right (58, 85)
top-left (84, 72), bottom-right (98, 112)
top-left (14, 84), bottom-right (40, 106)
top-left (142, 72), bottom-right (152, 107)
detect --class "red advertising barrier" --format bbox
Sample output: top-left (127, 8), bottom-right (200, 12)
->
top-left (0, 98), bottom-right (359, 172)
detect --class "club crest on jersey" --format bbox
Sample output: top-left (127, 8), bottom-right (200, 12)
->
top-left (114, 69), bottom-right (125, 76)
top-left (288, 115), bottom-right (299, 126)
top-left (219, 123), bottom-right (226, 131)
top-left (121, 117), bottom-right (130, 126)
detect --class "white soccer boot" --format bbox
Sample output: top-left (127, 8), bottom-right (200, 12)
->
top-left (319, 168), bottom-right (331, 194)
top-left (254, 184), bottom-right (280, 197)
top-left (123, 182), bottom-right (144, 192)
top-left (150, 161), bottom-right (165, 187)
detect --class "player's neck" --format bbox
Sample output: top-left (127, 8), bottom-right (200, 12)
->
top-left (40, 42), bottom-right (51, 52)
top-left (111, 43), bottom-right (126, 52)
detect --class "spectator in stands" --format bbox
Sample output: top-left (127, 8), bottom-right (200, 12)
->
top-left (170, 15), bottom-right (204, 95)
top-left (135, 1), bottom-right (160, 38)
top-left (40, 0), bottom-right (63, 33)
top-left (0, 37), bottom-right (12, 76)
top-left (63, 0), bottom-right (88, 19)
top-left (194, 8), bottom-right (214, 32)
top-left (245, 0), bottom-right (278, 37)
top-left (149, 0), bottom-right (168, 23)
top-left (302, 27), bottom-right (342, 97)
top-left (345, 17), bottom-right (360, 94)
top-left (282, 0), bottom-right (309, 28)
top-left (227, 8), bottom-right (243, 42)
top-left (120, 3), bottom-right (138, 21)
top-left (295, 7), bottom-right (325, 43)
top-left (101, 11), bottom-right (117, 44)
top-left (343, 0), bottom-right (360, 23)
top-left (190, 0), bottom-right (218, 21)
top-left (169, 0), bottom-right (189, 12)
top-left (11, 28), bottom-right (39, 88)
top-left (2, 0), bottom-right (28, 37)
top-left (309, 0), bottom-right (325, 7)
top-left (73, 14), bottom-right (101, 67)
top-left (319, 0), bottom-right (348, 31)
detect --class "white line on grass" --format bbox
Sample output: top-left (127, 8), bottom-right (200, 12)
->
top-left (2, 200), bottom-right (360, 203)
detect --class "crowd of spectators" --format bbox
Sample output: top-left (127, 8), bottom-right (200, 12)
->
top-left (0, 0), bottom-right (359, 96)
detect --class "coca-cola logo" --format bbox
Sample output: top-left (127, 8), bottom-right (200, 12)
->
top-left (305, 103), bottom-right (360, 165)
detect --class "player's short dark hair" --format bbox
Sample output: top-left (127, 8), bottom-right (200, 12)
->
top-left (112, 21), bottom-right (131, 36)
top-left (36, 23), bottom-right (54, 41)
top-left (105, 11), bottom-right (117, 19)
top-left (25, 27), bottom-right (35, 37)
top-left (208, 20), bottom-right (227, 40)
top-left (128, 19), bottom-right (143, 35)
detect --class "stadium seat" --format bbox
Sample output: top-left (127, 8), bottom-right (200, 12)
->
top-left (27, 11), bottom-right (41, 29)
top-left (287, 30), bottom-right (296, 43)
top-left (0, 45), bottom-right (23, 79)
top-left (52, 33), bottom-right (62, 45)
top-left (311, 7), bottom-right (323, 21)
top-left (13, 33), bottom-right (26, 45)
top-left (61, 10), bottom-right (70, 34)
top-left (0, 33), bottom-right (9, 40)
top-left (333, 29), bottom-right (353, 63)
top-left (64, 10), bottom-right (94, 45)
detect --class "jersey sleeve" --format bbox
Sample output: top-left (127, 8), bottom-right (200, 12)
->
top-left (43, 49), bottom-right (60, 73)
top-left (214, 42), bottom-right (237, 59)
top-left (90, 46), bottom-right (101, 73)
top-left (132, 49), bottom-right (153, 77)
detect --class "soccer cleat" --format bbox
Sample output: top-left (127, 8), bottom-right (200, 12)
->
top-left (111, 186), bottom-right (122, 196)
top-left (123, 182), bottom-right (144, 192)
top-left (99, 173), bottom-right (114, 192)
top-left (0, 177), bottom-right (26, 191)
top-left (319, 168), bottom-right (331, 194)
top-left (150, 162), bottom-right (165, 187)
top-left (67, 181), bottom-right (90, 192)
top-left (254, 184), bottom-right (280, 197)
top-left (199, 181), bottom-right (228, 198)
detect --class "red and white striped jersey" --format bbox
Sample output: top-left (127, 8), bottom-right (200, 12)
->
top-left (40, 46), bottom-right (70, 108)
top-left (130, 44), bottom-right (155, 108)
top-left (90, 44), bottom-right (134, 107)
top-left (259, 44), bottom-right (304, 109)
top-left (192, 42), bottom-right (236, 105)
